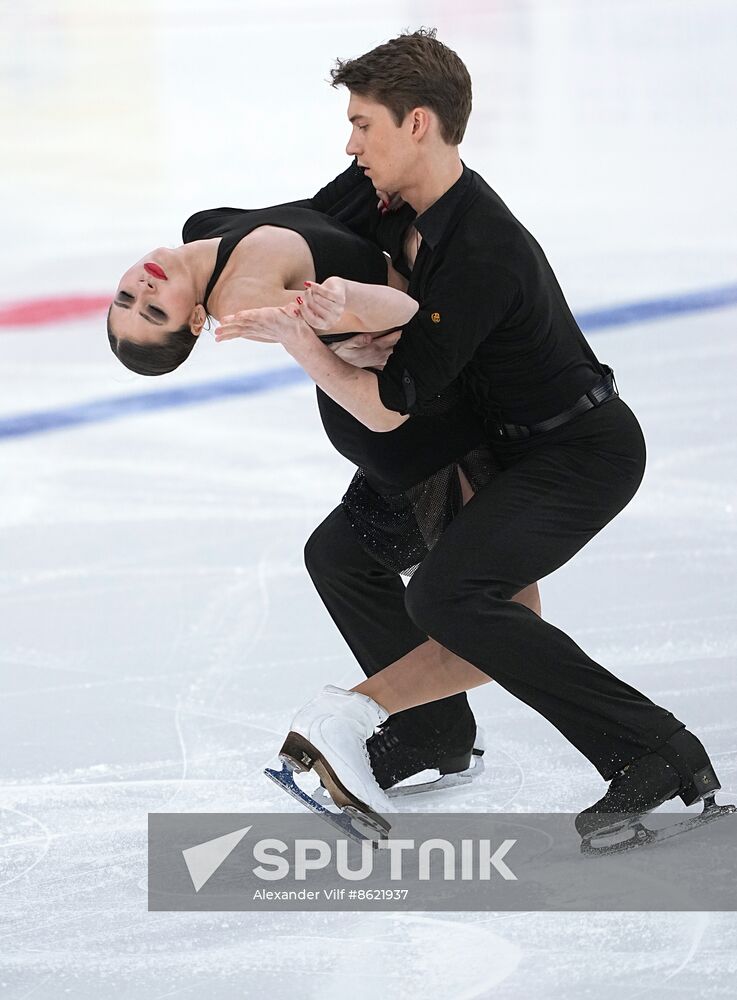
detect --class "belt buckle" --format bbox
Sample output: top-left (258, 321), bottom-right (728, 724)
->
top-left (489, 415), bottom-right (530, 442)
top-left (487, 410), bottom-right (507, 440)
top-left (504, 423), bottom-right (531, 442)
top-left (587, 367), bottom-right (618, 407)
top-left (602, 364), bottom-right (619, 396)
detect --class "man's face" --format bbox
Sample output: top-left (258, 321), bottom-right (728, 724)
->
top-left (345, 93), bottom-right (416, 195)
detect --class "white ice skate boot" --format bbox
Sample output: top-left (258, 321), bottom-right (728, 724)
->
top-left (278, 685), bottom-right (396, 836)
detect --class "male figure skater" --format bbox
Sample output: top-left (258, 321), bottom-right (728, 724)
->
top-left (217, 29), bottom-right (727, 847)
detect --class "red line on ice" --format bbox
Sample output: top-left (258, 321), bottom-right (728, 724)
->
top-left (0, 295), bottom-right (111, 328)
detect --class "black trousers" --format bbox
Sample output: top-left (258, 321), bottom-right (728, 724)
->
top-left (305, 398), bottom-right (684, 780)
top-left (304, 505), bottom-right (477, 745)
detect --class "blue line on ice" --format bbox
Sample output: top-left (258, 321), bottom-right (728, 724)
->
top-left (2, 282), bottom-right (737, 441)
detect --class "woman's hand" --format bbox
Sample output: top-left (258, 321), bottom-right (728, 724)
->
top-left (328, 329), bottom-right (402, 370)
top-left (296, 276), bottom-right (347, 331)
top-left (215, 305), bottom-right (304, 344)
top-left (376, 190), bottom-right (405, 214)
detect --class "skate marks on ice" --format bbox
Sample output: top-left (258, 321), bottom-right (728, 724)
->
top-left (1, 900), bottom-right (522, 1000)
top-left (465, 909), bottom-right (719, 1000)
top-left (0, 763), bottom-right (294, 945)
top-left (369, 915), bottom-right (522, 1000)
top-left (15, 876), bottom-right (721, 999)
top-left (0, 806), bottom-right (53, 893)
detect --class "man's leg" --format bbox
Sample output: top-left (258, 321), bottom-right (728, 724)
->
top-left (403, 400), bottom-right (688, 779)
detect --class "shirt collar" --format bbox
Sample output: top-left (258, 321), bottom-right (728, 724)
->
top-left (413, 163), bottom-right (472, 250)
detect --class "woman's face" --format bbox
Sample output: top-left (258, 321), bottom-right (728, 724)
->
top-left (111, 248), bottom-right (201, 344)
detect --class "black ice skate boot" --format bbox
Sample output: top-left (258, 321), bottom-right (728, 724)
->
top-left (367, 709), bottom-right (483, 793)
top-left (575, 728), bottom-right (721, 843)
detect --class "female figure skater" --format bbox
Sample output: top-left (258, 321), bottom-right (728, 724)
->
top-left (108, 195), bottom-right (542, 794)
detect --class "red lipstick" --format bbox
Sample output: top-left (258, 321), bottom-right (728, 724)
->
top-left (144, 262), bottom-right (167, 280)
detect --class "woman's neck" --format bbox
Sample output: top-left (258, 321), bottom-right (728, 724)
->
top-left (206, 227), bottom-right (317, 318)
top-left (178, 238), bottom-right (221, 306)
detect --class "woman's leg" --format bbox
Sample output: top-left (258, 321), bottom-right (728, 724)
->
top-left (513, 582), bottom-right (541, 616)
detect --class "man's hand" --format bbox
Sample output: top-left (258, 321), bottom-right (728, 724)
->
top-left (328, 329), bottom-right (402, 370)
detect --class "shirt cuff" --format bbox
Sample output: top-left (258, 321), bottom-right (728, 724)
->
top-left (376, 366), bottom-right (417, 414)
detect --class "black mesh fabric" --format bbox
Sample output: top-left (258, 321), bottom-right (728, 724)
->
top-left (341, 444), bottom-right (499, 576)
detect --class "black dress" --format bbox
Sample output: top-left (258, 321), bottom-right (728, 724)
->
top-left (182, 204), bottom-right (496, 574)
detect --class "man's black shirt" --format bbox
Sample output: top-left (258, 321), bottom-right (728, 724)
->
top-left (309, 161), bottom-right (605, 426)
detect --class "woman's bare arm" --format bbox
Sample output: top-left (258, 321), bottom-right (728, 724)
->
top-left (297, 276), bottom-right (418, 335)
top-left (215, 278), bottom-right (403, 371)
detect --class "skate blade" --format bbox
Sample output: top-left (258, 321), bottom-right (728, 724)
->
top-left (279, 730), bottom-right (392, 834)
top-left (389, 751), bottom-right (487, 799)
top-left (312, 749), bottom-right (486, 804)
top-left (264, 762), bottom-right (385, 845)
top-left (271, 729), bottom-right (392, 837)
top-left (581, 794), bottom-right (737, 857)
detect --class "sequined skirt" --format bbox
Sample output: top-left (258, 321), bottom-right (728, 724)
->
top-left (341, 444), bottom-right (499, 576)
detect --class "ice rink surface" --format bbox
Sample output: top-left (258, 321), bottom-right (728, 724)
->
top-left (1, 0), bottom-right (736, 996)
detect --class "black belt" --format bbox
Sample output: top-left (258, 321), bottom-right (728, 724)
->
top-left (489, 366), bottom-right (619, 442)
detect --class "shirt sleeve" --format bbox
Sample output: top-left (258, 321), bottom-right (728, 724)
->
top-left (376, 250), bottom-right (520, 414)
top-left (303, 160), bottom-right (380, 242)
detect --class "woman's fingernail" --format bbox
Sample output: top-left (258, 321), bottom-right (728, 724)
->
top-left (304, 281), bottom-right (312, 287)
top-left (296, 296), bottom-right (303, 305)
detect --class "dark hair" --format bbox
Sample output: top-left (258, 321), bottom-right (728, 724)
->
top-left (330, 28), bottom-right (472, 146)
top-left (107, 306), bottom-right (198, 376)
